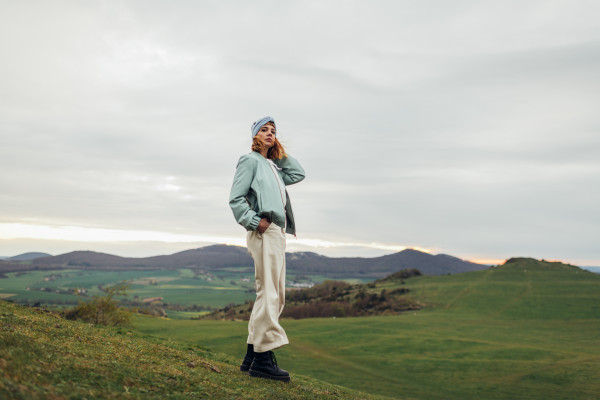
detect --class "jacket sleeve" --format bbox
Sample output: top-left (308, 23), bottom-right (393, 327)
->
top-left (274, 154), bottom-right (305, 186)
top-left (229, 155), bottom-right (262, 231)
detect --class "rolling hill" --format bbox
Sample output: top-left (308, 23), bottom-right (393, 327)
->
top-left (406, 257), bottom-right (600, 319)
top-left (8, 252), bottom-right (51, 261)
top-left (4, 245), bottom-right (486, 278)
top-left (286, 249), bottom-right (485, 277)
top-left (32, 246), bottom-right (252, 269)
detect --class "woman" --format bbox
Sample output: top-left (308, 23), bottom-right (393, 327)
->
top-left (229, 116), bottom-right (305, 382)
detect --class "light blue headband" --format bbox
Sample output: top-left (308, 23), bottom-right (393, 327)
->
top-left (251, 116), bottom-right (276, 138)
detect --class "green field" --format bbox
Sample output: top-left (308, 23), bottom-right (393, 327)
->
top-left (165, 310), bottom-right (210, 320)
top-left (132, 259), bottom-right (600, 399)
top-left (0, 268), bottom-right (258, 309)
top-left (0, 268), bottom-right (363, 313)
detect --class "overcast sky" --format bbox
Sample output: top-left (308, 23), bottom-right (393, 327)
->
top-left (1, 1), bottom-right (599, 265)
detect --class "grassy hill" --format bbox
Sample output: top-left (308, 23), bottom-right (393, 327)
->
top-left (132, 258), bottom-right (600, 399)
top-left (402, 257), bottom-right (600, 319)
top-left (0, 300), bottom-right (391, 400)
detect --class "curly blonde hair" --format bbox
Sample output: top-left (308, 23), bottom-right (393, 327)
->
top-left (251, 122), bottom-right (287, 159)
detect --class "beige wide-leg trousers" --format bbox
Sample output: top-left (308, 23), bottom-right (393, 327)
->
top-left (246, 222), bottom-right (289, 353)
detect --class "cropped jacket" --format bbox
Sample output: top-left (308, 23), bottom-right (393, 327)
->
top-left (229, 151), bottom-right (305, 235)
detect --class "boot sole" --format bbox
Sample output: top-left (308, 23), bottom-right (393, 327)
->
top-left (249, 369), bottom-right (291, 382)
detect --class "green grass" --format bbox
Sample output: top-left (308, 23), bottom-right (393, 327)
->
top-left (132, 259), bottom-right (600, 399)
top-left (164, 310), bottom-right (209, 320)
top-left (132, 314), bottom-right (600, 399)
top-left (0, 269), bottom-right (257, 308)
top-left (0, 300), bottom-right (391, 400)
top-left (403, 258), bottom-right (600, 320)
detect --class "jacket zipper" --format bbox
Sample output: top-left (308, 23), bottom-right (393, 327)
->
top-left (269, 161), bottom-right (287, 223)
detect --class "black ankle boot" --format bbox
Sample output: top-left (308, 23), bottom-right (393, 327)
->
top-left (240, 344), bottom-right (254, 372)
top-left (249, 351), bottom-right (290, 382)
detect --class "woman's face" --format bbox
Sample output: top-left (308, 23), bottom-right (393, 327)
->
top-left (255, 123), bottom-right (276, 148)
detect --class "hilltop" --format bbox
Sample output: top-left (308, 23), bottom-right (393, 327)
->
top-left (0, 245), bottom-right (485, 278)
top-left (401, 257), bottom-right (600, 319)
top-left (0, 300), bottom-right (391, 400)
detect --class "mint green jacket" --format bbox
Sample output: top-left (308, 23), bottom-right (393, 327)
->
top-left (229, 151), bottom-right (305, 235)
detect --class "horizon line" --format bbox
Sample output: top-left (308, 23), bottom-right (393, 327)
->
top-left (1, 222), bottom-right (596, 266)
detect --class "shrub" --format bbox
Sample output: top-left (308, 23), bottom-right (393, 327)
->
top-left (286, 280), bottom-right (351, 302)
top-left (64, 282), bottom-right (133, 326)
top-left (376, 268), bottom-right (422, 283)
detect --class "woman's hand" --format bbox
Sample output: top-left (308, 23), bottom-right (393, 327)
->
top-left (257, 218), bottom-right (271, 234)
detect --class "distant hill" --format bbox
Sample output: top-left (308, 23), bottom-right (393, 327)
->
top-left (32, 245), bottom-right (251, 270)
top-left (8, 252), bottom-right (51, 261)
top-left (22, 245), bottom-right (486, 278)
top-left (34, 250), bottom-right (151, 268)
top-left (286, 248), bottom-right (486, 278)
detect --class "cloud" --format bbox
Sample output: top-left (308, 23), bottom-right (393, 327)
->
top-left (0, 1), bottom-right (599, 264)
